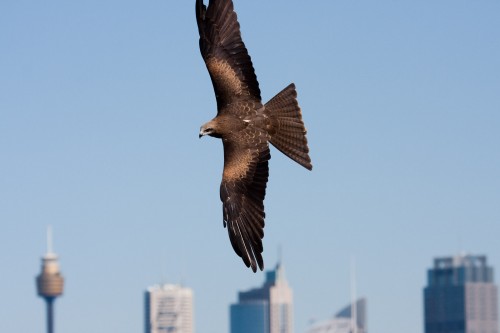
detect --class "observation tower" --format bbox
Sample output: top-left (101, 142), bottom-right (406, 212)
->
top-left (36, 226), bottom-right (64, 333)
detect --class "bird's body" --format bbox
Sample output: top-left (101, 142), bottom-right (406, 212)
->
top-left (196, 0), bottom-right (312, 272)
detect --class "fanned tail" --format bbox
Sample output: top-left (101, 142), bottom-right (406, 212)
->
top-left (266, 83), bottom-right (312, 170)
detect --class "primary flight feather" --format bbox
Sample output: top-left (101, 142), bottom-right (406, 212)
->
top-left (196, 0), bottom-right (312, 272)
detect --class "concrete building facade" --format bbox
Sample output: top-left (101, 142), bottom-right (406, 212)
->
top-left (145, 284), bottom-right (194, 333)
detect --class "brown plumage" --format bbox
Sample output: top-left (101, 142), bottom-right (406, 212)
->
top-left (196, 0), bottom-right (312, 272)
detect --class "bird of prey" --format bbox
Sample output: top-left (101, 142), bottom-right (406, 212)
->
top-left (196, 0), bottom-right (312, 272)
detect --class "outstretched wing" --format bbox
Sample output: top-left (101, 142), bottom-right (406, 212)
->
top-left (196, 0), bottom-right (261, 111)
top-left (220, 127), bottom-right (270, 272)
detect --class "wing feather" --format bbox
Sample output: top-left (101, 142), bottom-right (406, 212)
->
top-left (220, 128), bottom-right (270, 272)
top-left (196, 0), bottom-right (261, 110)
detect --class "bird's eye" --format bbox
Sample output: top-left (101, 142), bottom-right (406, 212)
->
top-left (206, 128), bottom-right (213, 132)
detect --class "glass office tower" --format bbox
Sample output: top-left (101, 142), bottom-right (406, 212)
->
top-left (424, 254), bottom-right (498, 333)
top-left (230, 262), bottom-right (293, 333)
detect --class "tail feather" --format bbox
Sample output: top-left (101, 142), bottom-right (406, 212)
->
top-left (265, 83), bottom-right (312, 170)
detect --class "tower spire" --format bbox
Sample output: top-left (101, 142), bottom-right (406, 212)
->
top-left (278, 245), bottom-right (282, 264)
top-left (47, 225), bottom-right (53, 255)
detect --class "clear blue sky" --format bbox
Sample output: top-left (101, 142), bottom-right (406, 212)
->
top-left (1, 1), bottom-right (499, 332)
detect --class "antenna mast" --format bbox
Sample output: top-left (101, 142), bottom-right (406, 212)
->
top-left (47, 225), bottom-right (53, 254)
top-left (351, 256), bottom-right (357, 333)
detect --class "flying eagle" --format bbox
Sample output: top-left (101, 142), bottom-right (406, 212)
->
top-left (196, 0), bottom-right (312, 272)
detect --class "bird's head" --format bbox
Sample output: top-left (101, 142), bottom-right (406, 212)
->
top-left (199, 120), bottom-right (221, 138)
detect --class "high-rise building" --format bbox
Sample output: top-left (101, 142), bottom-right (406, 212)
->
top-left (230, 262), bottom-right (293, 333)
top-left (424, 254), bottom-right (499, 333)
top-left (36, 226), bottom-right (64, 333)
top-left (144, 283), bottom-right (194, 333)
top-left (304, 298), bottom-right (367, 333)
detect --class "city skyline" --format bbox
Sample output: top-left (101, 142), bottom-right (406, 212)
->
top-left (30, 239), bottom-right (500, 333)
top-left (2, 0), bottom-right (499, 332)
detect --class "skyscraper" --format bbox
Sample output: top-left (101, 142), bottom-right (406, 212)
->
top-left (36, 226), bottom-right (64, 333)
top-left (424, 254), bottom-right (499, 333)
top-left (304, 298), bottom-right (367, 333)
top-left (230, 262), bottom-right (293, 333)
top-left (144, 283), bottom-right (194, 333)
